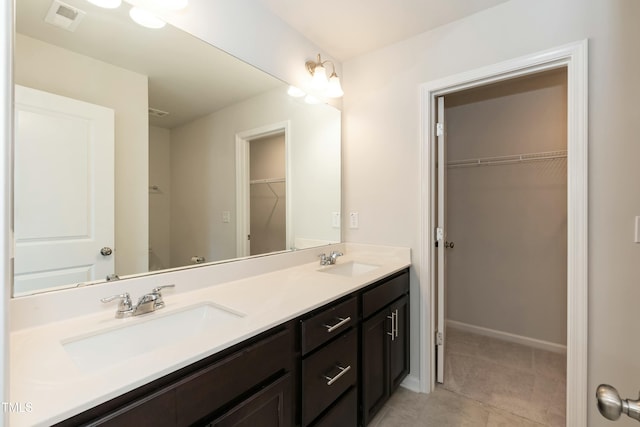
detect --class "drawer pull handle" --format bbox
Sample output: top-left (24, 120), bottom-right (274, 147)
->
top-left (323, 316), bottom-right (351, 333)
top-left (324, 365), bottom-right (352, 386)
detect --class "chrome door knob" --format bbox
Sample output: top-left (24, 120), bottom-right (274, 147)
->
top-left (596, 384), bottom-right (640, 422)
top-left (100, 247), bottom-right (113, 256)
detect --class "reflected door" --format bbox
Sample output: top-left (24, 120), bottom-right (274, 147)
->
top-left (14, 85), bottom-right (115, 295)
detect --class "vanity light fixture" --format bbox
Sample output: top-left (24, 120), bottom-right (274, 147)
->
top-left (305, 54), bottom-right (344, 98)
top-left (86, 0), bottom-right (122, 8)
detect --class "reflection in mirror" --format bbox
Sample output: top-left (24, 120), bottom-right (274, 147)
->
top-left (13, 0), bottom-right (341, 297)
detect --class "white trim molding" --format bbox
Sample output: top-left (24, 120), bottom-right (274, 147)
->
top-left (1, 0), bottom-right (12, 424)
top-left (419, 40), bottom-right (588, 427)
top-left (447, 320), bottom-right (567, 354)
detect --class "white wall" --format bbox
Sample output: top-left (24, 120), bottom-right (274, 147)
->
top-left (149, 126), bottom-right (171, 270)
top-left (170, 88), bottom-right (340, 266)
top-left (163, 0), bottom-right (341, 105)
top-left (14, 34), bottom-right (149, 278)
top-left (342, 0), bottom-right (640, 424)
top-left (445, 71), bottom-right (567, 346)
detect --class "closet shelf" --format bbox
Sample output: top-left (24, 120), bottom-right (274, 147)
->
top-left (447, 150), bottom-right (567, 168)
top-left (250, 178), bottom-right (285, 185)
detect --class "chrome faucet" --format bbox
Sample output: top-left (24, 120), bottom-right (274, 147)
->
top-left (102, 284), bottom-right (175, 318)
top-left (319, 251), bottom-right (344, 266)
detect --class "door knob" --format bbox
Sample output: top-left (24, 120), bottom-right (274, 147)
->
top-left (100, 247), bottom-right (113, 256)
top-left (445, 241), bottom-right (455, 249)
top-left (596, 384), bottom-right (640, 422)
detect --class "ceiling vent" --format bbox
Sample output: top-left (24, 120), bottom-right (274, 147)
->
top-left (45, 0), bottom-right (86, 32)
top-left (149, 107), bottom-right (170, 118)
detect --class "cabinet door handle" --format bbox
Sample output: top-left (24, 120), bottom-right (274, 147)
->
top-left (324, 365), bottom-right (352, 386)
top-left (395, 308), bottom-right (398, 338)
top-left (387, 312), bottom-right (396, 341)
top-left (323, 316), bottom-right (351, 333)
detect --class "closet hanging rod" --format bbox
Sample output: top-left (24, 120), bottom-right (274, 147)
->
top-left (447, 150), bottom-right (567, 168)
top-left (249, 177), bottom-right (285, 184)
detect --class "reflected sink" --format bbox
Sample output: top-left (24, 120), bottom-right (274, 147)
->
top-left (319, 261), bottom-right (381, 277)
top-left (63, 303), bottom-right (244, 372)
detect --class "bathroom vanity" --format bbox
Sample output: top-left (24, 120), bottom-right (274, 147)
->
top-left (10, 244), bottom-right (411, 427)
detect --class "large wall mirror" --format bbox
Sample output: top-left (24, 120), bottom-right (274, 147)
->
top-left (13, 0), bottom-right (341, 297)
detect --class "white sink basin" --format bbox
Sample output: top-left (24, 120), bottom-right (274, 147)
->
top-left (63, 303), bottom-right (245, 372)
top-left (319, 261), bottom-right (381, 277)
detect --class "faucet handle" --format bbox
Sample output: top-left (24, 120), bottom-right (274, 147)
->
top-left (151, 284), bottom-right (175, 309)
top-left (152, 284), bottom-right (175, 293)
top-left (101, 292), bottom-right (133, 317)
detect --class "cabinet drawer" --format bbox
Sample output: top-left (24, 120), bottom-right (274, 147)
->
top-left (301, 329), bottom-right (357, 426)
top-left (362, 270), bottom-right (409, 319)
top-left (311, 387), bottom-right (357, 427)
top-left (301, 296), bottom-right (357, 355)
top-left (176, 326), bottom-right (294, 426)
top-left (206, 373), bottom-right (292, 427)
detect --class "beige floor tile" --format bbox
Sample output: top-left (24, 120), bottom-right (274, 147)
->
top-left (371, 330), bottom-right (567, 427)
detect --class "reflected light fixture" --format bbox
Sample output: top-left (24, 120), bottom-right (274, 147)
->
top-left (129, 6), bottom-right (166, 29)
top-left (86, 0), bottom-right (122, 8)
top-left (287, 86), bottom-right (306, 98)
top-left (305, 54), bottom-right (344, 98)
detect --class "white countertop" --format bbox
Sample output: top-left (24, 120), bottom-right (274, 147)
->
top-left (10, 244), bottom-right (410, 426)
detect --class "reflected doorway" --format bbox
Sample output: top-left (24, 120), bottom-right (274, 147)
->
top-left (249, 133), bottom-right (286, 255)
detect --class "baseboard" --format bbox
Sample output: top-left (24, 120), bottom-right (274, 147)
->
top-left (400, 374), bottom-right (421, 393)
top-left (446, 319), bottom-right (566, 354)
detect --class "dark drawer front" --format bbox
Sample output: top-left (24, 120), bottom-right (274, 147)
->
top-left (312, 387), bottom-right (357, 427)
top-left (301, 329), bottom-right (357, 426)
top-left (362, 270), bottom-right (409, 319)
top-left (176, 326), bottom-right (294, 426)
top-left (301, 296), bottom-right (357, 355)
top-left (90, 387), bottom-right (176, 427)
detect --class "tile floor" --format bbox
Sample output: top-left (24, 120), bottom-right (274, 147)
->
top-left (369, 327), bottom-right (566, 426)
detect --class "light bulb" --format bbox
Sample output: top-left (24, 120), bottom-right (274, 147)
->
top-left (326, 73), bottom-right (344, 98)
top-left (310, 65), bottom-right (329, 90)
top-left (287, 86), bottom-right (306, 98)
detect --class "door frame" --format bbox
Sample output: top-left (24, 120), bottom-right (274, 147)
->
top-left (235, 121), bottom-right (292, 257)
top-left (418, 40), bottom-right (588, 427)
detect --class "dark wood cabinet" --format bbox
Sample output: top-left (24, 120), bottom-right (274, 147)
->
top-left (55, 323), bottom-right (295, 427)
top-left (299, 296), bottom-right (358, 427)
top-left (206, 373), bottom-right (292, 427)
top-left (361, 271), bottom-right (410, 426)
top-left (57, 268), bottom-right (410, 427)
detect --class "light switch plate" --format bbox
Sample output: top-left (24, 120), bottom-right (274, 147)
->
top-left (331, 212), bottom-right (340, 228)
top-left (349, 212), bottom-right (359, 229)
top-left (222, 211), bottom-right (231, 223)
top-left (635, 216), bottom-right (640, 243)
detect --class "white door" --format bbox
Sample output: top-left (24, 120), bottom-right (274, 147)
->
top-left (436, 96), bottom-right (447, 383)
top-left (14, 85), bottom-right (115, 295)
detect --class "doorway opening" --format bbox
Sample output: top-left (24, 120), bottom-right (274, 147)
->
top-left (436, 69), bottom-right (568, 425)
top-left (235, 121), bottom-right (291, 258)
top-left (419, 41), bottom-right (588, 427)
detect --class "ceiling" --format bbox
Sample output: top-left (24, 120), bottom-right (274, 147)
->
top-left (256, 0), bottom-right (511, 61)
top-left (16, 0), bottom-right (284, 129)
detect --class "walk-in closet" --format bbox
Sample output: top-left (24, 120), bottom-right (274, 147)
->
top-left (441, 69), bottom-right (568, 427)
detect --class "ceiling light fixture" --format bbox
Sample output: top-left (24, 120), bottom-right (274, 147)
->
top-left (86, 0), bottom-right (122, 9)
top-left (129, 6), bottom-right (166, 29)
top-left (305, 53), bottom-right (344, 98)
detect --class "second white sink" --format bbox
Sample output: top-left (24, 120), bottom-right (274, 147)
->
top-left (63, 302), bottom-right (245, 372)
top-left (319, 261), bottom-right (381, 277)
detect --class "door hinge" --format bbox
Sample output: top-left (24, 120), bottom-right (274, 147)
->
top-left (436, 122), bottom-right (444, 137)
top-left (247, 234), bottom-right (251, 241)
top-left (436, 331), bottom-right (443, 346)
top-left (435, 227), bottom-right (444, 242)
